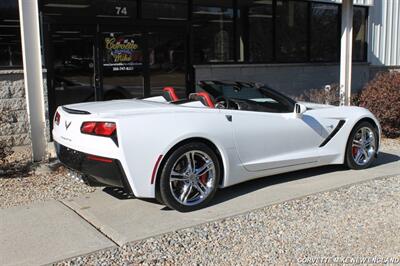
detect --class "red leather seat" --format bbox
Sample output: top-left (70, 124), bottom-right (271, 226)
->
top-left (189, 92), bottom-right (215, 108)
top-left (163, 87), bottom-right (179, 102)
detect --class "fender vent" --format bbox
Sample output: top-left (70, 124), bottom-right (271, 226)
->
top-left (62, 106), bottom-right (91, 115)
top-left (319, 120), bottom-right (346, 147)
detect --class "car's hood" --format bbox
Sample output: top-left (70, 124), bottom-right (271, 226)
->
top-left (298, 101), bottom-right (335, 109)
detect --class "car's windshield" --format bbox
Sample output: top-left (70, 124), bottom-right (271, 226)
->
top-left (197, 81), bottom-right (296, 113)
top-left (198, 82), bottom-right (288, 102)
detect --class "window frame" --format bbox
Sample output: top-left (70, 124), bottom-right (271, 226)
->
top-left (191, 0), bottom-right (236, 64)
top-left (352, 5), bottom-right (369, 62)
top-left (0, 0), bottom-right (23, 68)
top-left (309, 2), bottom-right (340, 63)
top-left (192, 0), bottom-right (369, 65)
top-left (2, 1), bottom-right (370, 68)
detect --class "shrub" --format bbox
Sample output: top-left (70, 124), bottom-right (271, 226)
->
top-left (295, 84), bottom-right (359, 106)
top-left (295, 84), bottom-right (341, 106)
top-left (358, 71), bottom-right (400, 138)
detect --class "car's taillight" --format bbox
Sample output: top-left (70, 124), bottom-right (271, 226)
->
top-left (81, 122), bottom-right (97, 134)
top-left (54, 111), bottom-right (60, 126)
top-left (94, 122), bottom-right (116, 136)
top-left (81, 122), bottom-right (116, 137)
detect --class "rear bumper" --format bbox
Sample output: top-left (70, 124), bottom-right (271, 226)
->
top-left (55, 142), bottom-right (133, 193)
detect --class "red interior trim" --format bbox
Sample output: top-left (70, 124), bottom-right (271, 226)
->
top-left (163, 87), bottom-right (179, 102)
top-left (197, 92), bottom-right (215, 108)
top-left (151, 155), bottom-right (163, 184)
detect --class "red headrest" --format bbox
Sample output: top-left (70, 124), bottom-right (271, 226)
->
top-left (163, 87), bottom-right (179, 102)
top-left (189, 92), bottom-right (215, 108)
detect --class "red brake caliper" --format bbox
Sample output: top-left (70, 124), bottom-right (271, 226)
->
top-left (200, 173), bottom-right (208, 184)
top-left (199, 161), bottom-right (208, 184)
top-left (352, 147), bottom-right (358, 157)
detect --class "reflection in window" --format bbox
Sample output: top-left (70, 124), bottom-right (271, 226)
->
top-left (276, 0), bottom-right (308, 62)
top-left (0, 0), bottom-right (22, 67)
top-left (148, 32), bottom-right (186, 97)
top-left (193, 0), bottom-right (234, 63)
top-left (353, 6), bottom-right (367, 62)
top-left (142, 0), bottom-right (187, 20)
top-left (310, 3), bottom-right (339, 62)
top-left (238, 0), bottom-right (273, 62)
top-left (51, 26), bottom-right (96, 106)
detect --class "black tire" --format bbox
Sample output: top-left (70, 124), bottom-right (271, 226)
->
top-left (159, 142), bottom-right (221, 212)
top-left (345, 121), bottom-right (378, 170)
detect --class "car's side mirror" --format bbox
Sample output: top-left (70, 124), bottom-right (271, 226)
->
top-left (294, 103), bottom-right (307, 118)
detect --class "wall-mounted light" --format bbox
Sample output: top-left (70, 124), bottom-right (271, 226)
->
top-left (45, 4), bottom-right (90, 8)
top-left (248, 14), bottom-right (272, 18)
top-left (253, 0), bottom-right (273, 4)
top-left (96, 15), bottom-right (129, 18)
top-left (157, 17), bottom-right (186, 21)
top-left (55, 31), bottom-right (80, 34)
top-left (193, 10), bottom-right (225, 16)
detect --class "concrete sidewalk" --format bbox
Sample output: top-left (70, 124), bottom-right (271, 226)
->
top-left (1, 150), bottom-right (399, 266)
top-left (0, 200), bottom-right (115, 266)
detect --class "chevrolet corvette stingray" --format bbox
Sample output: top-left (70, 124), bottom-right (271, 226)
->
top-left (53, 82), bottom-right (381, 212)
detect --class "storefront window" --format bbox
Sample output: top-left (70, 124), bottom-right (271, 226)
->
top-left (275, 0), bottom-right (308, 62)
top-left (148, 31), bottom-right (186, 97)
top-left (310, 3), bottom-right (339, 62)
top-left (0, 0), bottom-right (22, 67)
top-left (192, 0), bottom-right (234, 63)
top-left (237, 0), bottom-right (273, 62)
top-left (50, 25), bottom-right (97, 106)
top-left (142, 0), bottom-right (187, 20)
top-left (353, 6), bottom-right (367, 62)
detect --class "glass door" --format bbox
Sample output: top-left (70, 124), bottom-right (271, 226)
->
top-left (147, 31), bottom-right (187, 98)
top-left (49, 25), bottom-right (97, 107)
top-left (101, 31), bottom-right (145, 99)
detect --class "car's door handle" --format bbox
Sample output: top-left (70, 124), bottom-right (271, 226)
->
top-left (225, 115), bottom-right (232, 122)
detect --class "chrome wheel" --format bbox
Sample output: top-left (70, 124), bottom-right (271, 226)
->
top-left (351, 126), bottom-right (376, 166)
top-left (169, 150), bottom-right (216, 206)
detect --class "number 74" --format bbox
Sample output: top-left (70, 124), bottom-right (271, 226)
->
top-left (115, 6), bottom-right (128, 15)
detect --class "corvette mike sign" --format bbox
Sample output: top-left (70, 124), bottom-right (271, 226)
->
top-left (103, 34), bottom-right (143, 72)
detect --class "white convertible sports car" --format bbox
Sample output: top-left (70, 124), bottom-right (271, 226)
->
top-left (53, 81), bottom-right (381, 212)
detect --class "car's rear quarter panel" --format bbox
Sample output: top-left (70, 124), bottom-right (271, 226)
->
top-left (116, 109), bottom-right (247, 198)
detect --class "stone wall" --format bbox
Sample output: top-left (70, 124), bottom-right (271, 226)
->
top-left (0, 70), bottom-right (31, 147)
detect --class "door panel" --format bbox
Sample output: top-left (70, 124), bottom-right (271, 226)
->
top-left (229, 110), bottom-right (324, 172)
